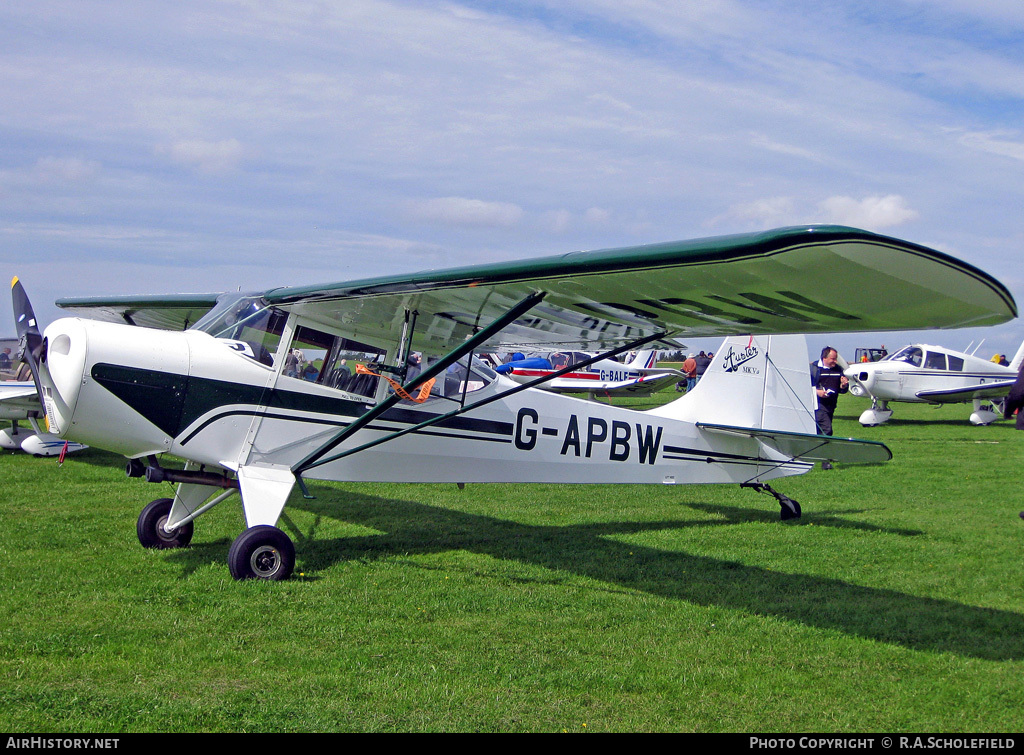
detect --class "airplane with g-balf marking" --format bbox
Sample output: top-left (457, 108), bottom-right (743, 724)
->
top-left (14, 225), bottom-right (1016, 581)
top-left (493, 349), bottom-right (684, 396)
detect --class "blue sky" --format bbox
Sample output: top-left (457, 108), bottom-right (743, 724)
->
top-left (3, 0), bottom-right (1023, 359)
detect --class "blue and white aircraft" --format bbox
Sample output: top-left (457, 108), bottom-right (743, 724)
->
top-left (494, 349), bottom-right (683, 396)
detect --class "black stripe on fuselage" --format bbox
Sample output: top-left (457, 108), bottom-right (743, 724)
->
top-left (91, 363), bottom-right (513, 444)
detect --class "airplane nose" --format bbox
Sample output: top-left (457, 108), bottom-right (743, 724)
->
top-left (40, 318), bottom-right (90, 434)
top-left (843, 365), bottom-right (873, 397)
top-left (41, 318), bottom-right (191, 454)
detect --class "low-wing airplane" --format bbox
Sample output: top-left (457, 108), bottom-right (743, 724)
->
top-left (0, 337), bottom-right (88, 456)
top-left (843, 340), bottom-right (1024, 426)
top-left (14, 225), bottom-right (1017, 581)
top-left (493, 349), bottom-right (684, 396)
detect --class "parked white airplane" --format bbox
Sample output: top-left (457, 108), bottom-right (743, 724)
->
top-left (0, 337), bottom-right (88, 456)
top-left (493, 349), bottom-right (683, 396)
top-left (844, 341), bottom-right (1024, 426)
top-left (14, 225), bottom-right (1017, 580)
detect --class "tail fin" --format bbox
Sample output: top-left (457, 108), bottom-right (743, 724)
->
top-left (1010, 340), bottom-right (1024, 371)
top-left (648, 334), bottom-right (817, 435)
top-left (624, 349), bottom-right (657, 369)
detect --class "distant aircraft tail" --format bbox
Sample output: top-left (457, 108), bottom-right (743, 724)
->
top-left (624, 349), bottom-right (658, 370)
top-left (1010, 340), bottom-right (1024, 372)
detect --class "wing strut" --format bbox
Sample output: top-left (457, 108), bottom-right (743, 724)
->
top-left (295, 330), bottom-right (669, 477)
top-left (291, 291), bottom-right (547, 484)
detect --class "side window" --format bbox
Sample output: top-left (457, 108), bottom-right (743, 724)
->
top-left (923, 351), bottom-right (947, 370)
top-left (549, 352), bottom-right (571, 370)
top-left (283, 324), bottom-right (386, 400)
top-left (947, 355), bottom-right (964, 371)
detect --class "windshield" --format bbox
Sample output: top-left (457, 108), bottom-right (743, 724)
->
top-left (191, 293), bottom-right (288, 367)
top-left (886, 346), bottom-right (923, 367)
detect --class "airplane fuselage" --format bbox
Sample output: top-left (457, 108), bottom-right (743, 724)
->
top-left (39, 318), bottom-right (808, 488)
top-left (846, 345), bottom-right (1017, 404)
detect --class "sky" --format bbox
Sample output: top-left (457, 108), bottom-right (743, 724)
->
top-left (2, 0), bottom-right (1023, 361)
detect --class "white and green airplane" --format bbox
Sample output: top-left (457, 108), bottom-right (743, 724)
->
top-left (13, 225), bottom-right (1016, 580)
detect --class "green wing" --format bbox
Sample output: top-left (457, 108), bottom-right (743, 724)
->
top-left (54, 226), bottom-right (1015, 351)
top-left (266, 225), bottom-right (1016, 352)
top-left (55, 293), bottom-right (222, 331)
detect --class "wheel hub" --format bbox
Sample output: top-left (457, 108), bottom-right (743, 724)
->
top-left (250, 545), bottom-right (282, 578)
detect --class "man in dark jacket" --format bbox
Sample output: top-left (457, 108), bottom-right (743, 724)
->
top-left (811, 346), bottom-right (848, 469)
top-left (810, 346), bottom-right (849, 468)
top-left (1003, 362), bottom-right (1024, 431)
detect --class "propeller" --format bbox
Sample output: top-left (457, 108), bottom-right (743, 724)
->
top-left (835, 352), bottom-right (868, 398)
top-left (10, 276), bottom-right (47, 409)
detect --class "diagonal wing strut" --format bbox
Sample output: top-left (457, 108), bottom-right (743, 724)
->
top-left (294, 329), bottom-right (670, 481)
top-left (291, 290), bottom-right (547, 481)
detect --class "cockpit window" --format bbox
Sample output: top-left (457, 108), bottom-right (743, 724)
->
top-left (0, 339), bottom-right (22, 380)
top-left (417, 354), bottom-right (496, 403)
top-left (280, 323), bottom-right (387, 400)
top-left (191, 293), bottom-right (288, 367)
top-left (888, 346), bottom-right (923, 367)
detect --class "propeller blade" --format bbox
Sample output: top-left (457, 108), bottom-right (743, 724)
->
top-left (10, 277), bottom-right (47, 409)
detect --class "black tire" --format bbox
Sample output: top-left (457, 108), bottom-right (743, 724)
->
top-left (137, 498), bottom-right (194, 549)
top-left (228, 525), bottom-right (295, 581)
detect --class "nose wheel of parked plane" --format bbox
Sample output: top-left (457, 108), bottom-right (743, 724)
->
top-left (137, 498), bottom-right (195, 549)
top-left (228, 525), bottom-right (296, 581)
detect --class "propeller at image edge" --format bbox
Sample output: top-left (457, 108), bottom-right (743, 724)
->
top-left (10, 276), bottom-right (47, 409)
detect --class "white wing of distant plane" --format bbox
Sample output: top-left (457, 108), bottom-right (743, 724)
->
top-left (915, 380), bottom-right (1018, 402)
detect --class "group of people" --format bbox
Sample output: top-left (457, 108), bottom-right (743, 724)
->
top-left (283, 349), bottom-right (320, 381)
top-left (675, 351), bottom-right (713, 392)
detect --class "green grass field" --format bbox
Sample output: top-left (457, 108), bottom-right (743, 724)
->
top-left (2, 393), bottom-right (1023, 732)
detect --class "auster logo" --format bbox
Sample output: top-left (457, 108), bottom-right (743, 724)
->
top-left (721, 344), bottom-right (760, 373)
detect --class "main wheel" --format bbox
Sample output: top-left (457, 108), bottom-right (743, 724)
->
top-left (228, 525), bottom-right (295, 581)
top-left (137, 498), bottom-right (194, 549)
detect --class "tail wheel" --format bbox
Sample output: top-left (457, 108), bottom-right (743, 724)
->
top-left (137, 498), bottom-right (194, 549)
top-left (228, 525), bottom-right (295, 581)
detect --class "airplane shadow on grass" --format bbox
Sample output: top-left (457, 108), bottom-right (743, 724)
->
top-left (172, 487), bottom-right (1023, 661)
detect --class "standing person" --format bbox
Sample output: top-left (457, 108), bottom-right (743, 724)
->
top-left (810, 346), bottom-right (848, 469)
top-left (1003, 362), bottom-right (1024, 431)
top-left (1004, 363), bottom-right (1024, 521)
top-left (694, 351), bottom-right (711, 383)
top-left (682, 353), bottom-right (697, 392)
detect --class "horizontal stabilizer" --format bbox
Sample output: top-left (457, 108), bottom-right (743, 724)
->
top-left (697, 422), bottom-right (892, 464)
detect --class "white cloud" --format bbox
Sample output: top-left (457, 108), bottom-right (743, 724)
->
top-left (711, 195), bottom-right (919, 231)
top-left (817, 195), bottom-right (919, 230)
top-left (406, 197), bottom-right (524, 227)
top-left (156, 138), bottom-right (247, 175)
top-left (711, 197), bottom-right (797, 229)
top-left (959, 131), bottom-right (1024, 162)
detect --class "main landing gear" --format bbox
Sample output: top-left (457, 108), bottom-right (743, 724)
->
top-left (741, 482), bottom-right (802, 520)
top-left (227, 525), bottom-right (295, 581)
top-left (135, 498), bottom-right (295, 581)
